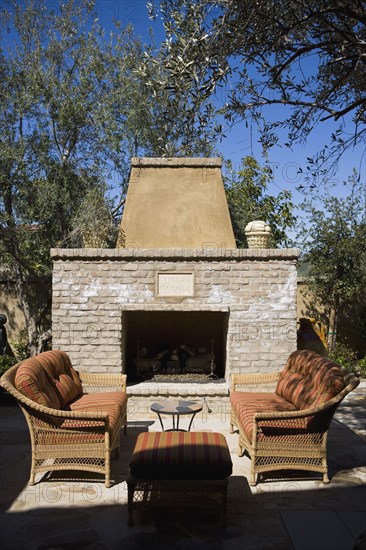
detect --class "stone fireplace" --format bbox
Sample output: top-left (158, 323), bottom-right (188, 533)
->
top-left (51, 158), bottom-right (300, 398)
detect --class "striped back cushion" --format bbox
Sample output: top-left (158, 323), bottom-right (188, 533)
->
top-left (275, 350), bottom-right (345, 410)
top-left (15, 358), bottom-right (61, 409)
top-left (37, 350), bottom-right (82, 407)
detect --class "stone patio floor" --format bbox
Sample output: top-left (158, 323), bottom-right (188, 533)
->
top-left (0, 384), bottom-right (365, 550)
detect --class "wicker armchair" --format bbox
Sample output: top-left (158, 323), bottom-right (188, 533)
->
top-left (0, 350), bottom-right (127, 487)
top-left (230, 350), bottom-right (360, 486)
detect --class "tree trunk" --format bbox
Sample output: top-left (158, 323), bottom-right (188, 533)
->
top-left (14, 265), bottom-right (39, 356)
top-left (327, 306), bottom-right (338, 352)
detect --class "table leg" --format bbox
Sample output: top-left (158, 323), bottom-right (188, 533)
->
top-left (157, 413), bottom-right (165, 432)
top-left (188, 412), bottom-right (197, 432)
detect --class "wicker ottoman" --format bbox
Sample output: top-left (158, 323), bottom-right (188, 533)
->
top-left (127, 431), bottom-right (232, 527)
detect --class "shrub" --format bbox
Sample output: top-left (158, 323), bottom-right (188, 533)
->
top-left (0, 354), bottom-right (18, 378)
top-left (357, 356), bottom-right (366, 378)
top-left (329, 342), bottom-right (357, 371)
top-left (329, 342), bottom-right (366, 378)
top-left (0, 339), bottom-right (28, 378)
top-left (13, 340), bottom-right (28, 361)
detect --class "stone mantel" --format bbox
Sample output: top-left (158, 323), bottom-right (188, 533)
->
top-left (51, 248), bottom-right (301, 261)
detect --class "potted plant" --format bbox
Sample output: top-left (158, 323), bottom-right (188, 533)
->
top-left (73, 188), bottom-right (116, 248)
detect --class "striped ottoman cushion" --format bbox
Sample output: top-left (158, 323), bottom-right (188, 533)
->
top-left (129, 432), bottom-right (232, 480)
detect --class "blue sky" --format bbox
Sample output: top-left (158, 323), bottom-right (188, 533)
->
top-left (93, 0), bottom-right (365, 205)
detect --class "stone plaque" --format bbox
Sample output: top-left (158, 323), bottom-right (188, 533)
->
top-left (157, 273), bottom-right (194, 297)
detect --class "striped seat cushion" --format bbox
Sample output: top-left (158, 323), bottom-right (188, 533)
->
top-left (129, 432), bottom-right (232, 480)
top-left (68, 391), bottom-right (127, 418)
top-left (59, 401), bottom-right (122, 441)
top-left (230, 391), bottom-right (297, 442)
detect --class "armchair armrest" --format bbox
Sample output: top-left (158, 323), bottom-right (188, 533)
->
top-left (10, 394), bottom-right (111, 439)
top-left (255, 407), bottom-right (320, 422)
top-left (22, 397), bottom-right (109, 423)
top-left (251, 396), bottom-right (341, 443)
top-left (26, 403), bottom-right (111, 452)
top-left (78, 372), bottom-right (127, 393)
top-left (254, 387), bottom-right (347, 424)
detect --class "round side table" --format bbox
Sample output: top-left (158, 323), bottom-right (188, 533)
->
top-left (150, 399), bottom-right (203, 432)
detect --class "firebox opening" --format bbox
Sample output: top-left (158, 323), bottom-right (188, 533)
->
top-left (124, 311), bottom-right (228, 383)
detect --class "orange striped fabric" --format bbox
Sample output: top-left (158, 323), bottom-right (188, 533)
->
top-left (15, 359), bottom-right (61, 409)
top-left (43, 392), bottom-right (128, 443)
top-left (61, 401), bottom-right (122, 440)
top-left (38, 350), bottom-right (82, 407)
top-left (230, 391), bottom-right (296, 441)
top-left (276, 350), bottom-right (345, 410)
top-left (14, 350), bottom-right (83, 409)
top-left (68, 391), bottom-right (127, 417)
top-left (129, 432), bottom-right (232, 480)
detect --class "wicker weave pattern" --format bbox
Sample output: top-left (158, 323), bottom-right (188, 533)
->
top-left (246, 233), bottom-right (271, 248)
top-left (230, 351), bottom-right (360, 486)
top-left (0, 352), bottom-right (127, 488)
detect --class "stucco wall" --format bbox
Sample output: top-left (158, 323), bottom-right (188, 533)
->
top-left (119, 158), bottom-right (236, 249)
top-left (0, 278), bottom-right (51, 345)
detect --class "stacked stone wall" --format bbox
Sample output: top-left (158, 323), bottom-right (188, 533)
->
top-left (51, 248), bottom-right (300, 379)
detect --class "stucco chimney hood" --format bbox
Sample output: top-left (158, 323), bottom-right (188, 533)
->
top-left (118, 158), bottom-right (236, 249)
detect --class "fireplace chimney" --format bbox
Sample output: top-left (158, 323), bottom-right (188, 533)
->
top-left (118, 158), bottom-right (236, 249)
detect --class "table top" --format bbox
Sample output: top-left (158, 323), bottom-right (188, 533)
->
top-left (151, 400), bottom-right (203, 415)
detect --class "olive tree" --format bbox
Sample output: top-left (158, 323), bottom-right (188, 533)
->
top-left (0, 0), bottom-right (218, 354)
top-left (224, 156), bottom-right (296, 247)
top-left (297, 174), bottom-right (366, 350)
top-left (147, 0), bottom-right (366, 175)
